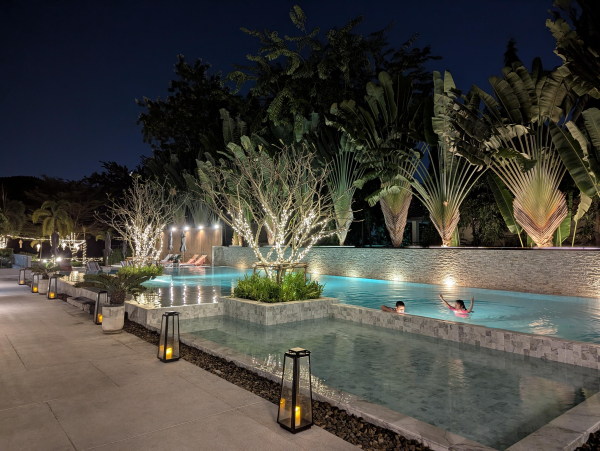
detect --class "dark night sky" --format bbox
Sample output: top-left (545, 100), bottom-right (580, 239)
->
top-left (0, 0), bottom-right (558, 180)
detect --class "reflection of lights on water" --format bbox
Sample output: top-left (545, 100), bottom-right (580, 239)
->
top-left (444, 277), bottom-right (456, 287)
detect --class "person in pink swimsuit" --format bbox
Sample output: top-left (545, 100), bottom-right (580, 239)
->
top-left (439, 294), bottom-right (474, 317)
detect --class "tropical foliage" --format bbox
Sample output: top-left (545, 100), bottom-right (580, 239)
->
top-left (450, 58), bottom-right (578, 247)
top-left (74, 272), bottom-right (151, 304)
top-left (32, 200), bottom-right (73, 237)
top-left (233, 271), bottom-right (324, 303)
top-left (117, 264), bottom-right (164, 279)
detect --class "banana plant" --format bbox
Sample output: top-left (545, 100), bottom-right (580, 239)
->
top-left (451, 58), bottom-right (576, 247)
top-left (329, 72), bottom-right (423, 247)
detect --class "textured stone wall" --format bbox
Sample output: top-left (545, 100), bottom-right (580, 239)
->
top-left (212, 246), bottom-right (600, 298)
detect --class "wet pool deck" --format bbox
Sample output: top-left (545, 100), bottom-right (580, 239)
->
top-left (0, 278), bottom-right (357, 451)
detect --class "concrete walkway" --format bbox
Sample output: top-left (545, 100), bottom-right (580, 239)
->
top-left (0, 278), bottom-right (357, 451)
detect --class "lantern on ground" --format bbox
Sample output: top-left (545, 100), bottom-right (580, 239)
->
top-left (94, 291), bottom-right (108, 325)
top-left (47, 276), bottom-right (58, 299)
top-left (277, 348), bottom-right (313, 433)
top-left (31, 273), bottom-right (40, 293)
top-left (19, 268), bottom-right (26, 285)
top-left (157, 311), bottom-right (180, 363)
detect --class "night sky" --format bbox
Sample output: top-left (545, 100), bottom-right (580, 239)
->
top-left (0, 0), bottom-right (558, 180)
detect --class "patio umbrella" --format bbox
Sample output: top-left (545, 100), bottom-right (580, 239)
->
top-left (168, 230), bottom-right (173, 251)
top-left (51, 232), bottom-right (59, 261)
top-left (180, 230), bottom-right (187, 253)
top-left (104, 232), bottom-right (112, 265)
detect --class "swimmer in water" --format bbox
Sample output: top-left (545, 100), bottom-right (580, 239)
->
top-left (381, 301), bottom-right (405, 314)
top-left (439, 294), bottom-right (474, 317)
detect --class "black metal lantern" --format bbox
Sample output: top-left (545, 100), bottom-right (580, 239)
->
top-left (94, 291), bottom-right (108, 325)
top-left (31, 273), bottom-right (40, 293)
top-left (277, 348), bottom-right (313, 433)
top-left (158, 311), bottom-right (180, 362)
top-left (19, 268), bottom-right (26, 285)
top-left (47, 276), bottom-right (59, 299)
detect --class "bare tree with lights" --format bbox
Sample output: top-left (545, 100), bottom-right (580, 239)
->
top-left (101, 176), bottom-right (185, 263)
top-left (193, 137), bottom-right (342, 275)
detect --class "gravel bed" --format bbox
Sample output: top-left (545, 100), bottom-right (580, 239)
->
top-left (124, 319), bottom-right (431, 451)
top-left (577, 431), bottom-right (600, 450)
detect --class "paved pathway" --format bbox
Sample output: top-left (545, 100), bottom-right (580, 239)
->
top-left (0, 278), bottom-right (357, 451)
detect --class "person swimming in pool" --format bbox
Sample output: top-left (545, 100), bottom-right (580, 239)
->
top-left (439, 294), bottom-right (474, 317)
top-left (381, 301), bottom-right (405, 314)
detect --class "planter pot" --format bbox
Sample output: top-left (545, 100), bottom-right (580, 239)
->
top-left (101, 304), bottom-right (125, 334)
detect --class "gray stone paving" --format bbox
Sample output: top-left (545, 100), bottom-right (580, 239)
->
top-left (0, 278), bottom-right (357, 451)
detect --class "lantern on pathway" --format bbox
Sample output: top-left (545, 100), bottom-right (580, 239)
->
top-left (158, 311), bottom-right (180, 363)
top-left (47, 276), bottom-right (58, 299)
top-left (19, 268), bottom-right (26, 285)
top-left (94, 291), bottom-right (108, 325)
top-left (31, 273), bottom-right (40, 293)
top-left (277, 348), bottom-right (313, 433)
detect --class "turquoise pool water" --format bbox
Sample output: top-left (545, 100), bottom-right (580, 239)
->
top-left (182, 315), bottom-right (600, 449)
top-left (141, 266), bottom-right (600, 344)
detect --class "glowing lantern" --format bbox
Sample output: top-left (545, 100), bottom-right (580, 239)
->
top-left (94, 291), bottom-right (108, 325)
top-left (31, 273), bottom-right (40, 293)
top-left (277, 348), bottom-right (313, 433)
top-left (158, 311), bottom-right (180, 363)
top-left (19, 268), bottom-right (26, 285)
top-left (47, 276), bottom-right (58, 299)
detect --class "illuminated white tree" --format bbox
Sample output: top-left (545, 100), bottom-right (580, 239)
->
top-left (194, 137), bottom-right (342, 271)
top-left (101, 177), bottom-right (185, 263)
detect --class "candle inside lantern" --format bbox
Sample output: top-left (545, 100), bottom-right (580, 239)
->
top-left (32, 287), bottom-right (38, 293)
top-left (279, 398), bottom-right (285, 410)
top-left (98, 314), bottom-right (102, 322)
top-left (166, 347), bottom-right (173, 358)
top-left (49, 293), bottom-right (55, 299)
top-left (295, 406), bottom-right (301, 427)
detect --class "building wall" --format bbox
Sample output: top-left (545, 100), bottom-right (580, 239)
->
top-left (160, 228), bottom-right (222, 264)
top-left (212, 246), bottom-right (600, 298)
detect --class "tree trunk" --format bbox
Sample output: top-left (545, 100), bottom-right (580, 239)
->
top-left (380, 194), bottom-right (412, 248)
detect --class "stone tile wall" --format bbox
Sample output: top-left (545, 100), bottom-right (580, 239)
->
top-left (220, 296), bottom-right (338, 325)
top-left (212, 246), bottom-right (600, 298)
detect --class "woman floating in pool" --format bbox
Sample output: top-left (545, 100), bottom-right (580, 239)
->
top-left (439, 294), bottom-right (474, 317)
top-left (381, 301), bottom-right (405, 314)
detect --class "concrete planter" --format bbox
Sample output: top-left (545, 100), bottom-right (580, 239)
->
top-left (101, 304), bottom-right (125, 334)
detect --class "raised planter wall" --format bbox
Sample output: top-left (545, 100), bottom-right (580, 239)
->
top-left (212, 246), bottom-right (600, 298)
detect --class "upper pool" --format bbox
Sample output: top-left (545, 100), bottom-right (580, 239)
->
top-left (139, 266), bottom-right (600, 343)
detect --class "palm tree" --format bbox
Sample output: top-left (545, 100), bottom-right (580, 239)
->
top-left (452, 58), bottom-right (576, 247)
top-left (330, 72), bottom-right (422, 247)
top-left (32, 200), bottom-right (73, 237)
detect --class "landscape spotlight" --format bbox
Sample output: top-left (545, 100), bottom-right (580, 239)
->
top-left (213, 224), bottom-right (220, 229)
top-left (198, 225), bottom-right (204, 230)
top-left (171, 227), bottom-right (176, 232)
top-left (184, 226), bottom-right (189, 231)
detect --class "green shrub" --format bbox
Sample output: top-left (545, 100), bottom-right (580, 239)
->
top-left (108, 248), bottom-right (132, 265)
top-left (0, 248), bottom-right (14, 258)
top-left (233, 271), bottom-right (324, 303)
top-left (117, 264), bottom-right (164, 280)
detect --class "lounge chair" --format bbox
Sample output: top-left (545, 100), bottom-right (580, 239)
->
top-left (194, 255), bottom-right (207, 266)
top-left (120, 261), bottom-right (127, 267)
top-left (179, 254), bottom-right (200, 267)
top-left (158, 254), bottom-right (173, 265)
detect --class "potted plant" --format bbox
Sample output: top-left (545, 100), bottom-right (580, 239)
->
top-left (31, 264), bottom-right (64, 280)
top-left (74, 272), bottom-right (150, 333)
top-left (168, 254), bottom-right (182, 267)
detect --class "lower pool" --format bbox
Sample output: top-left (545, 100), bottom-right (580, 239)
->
top-left (182, 315), bottom-right (600, 449)
top-left (140, 266), bottom-right (600, 344)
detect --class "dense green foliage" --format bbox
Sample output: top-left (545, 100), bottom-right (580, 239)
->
top-left (74, 272), bottom-right (150, 304)
top-left (233, 272), bottom-right (324, 303)
top-left (117, 264), bottom-right (164, 279)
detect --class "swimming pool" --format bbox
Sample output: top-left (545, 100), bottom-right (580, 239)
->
top-left (182, 315), bottom-right (600, 449)
top-left (139, 266), bottom-right (600, 343)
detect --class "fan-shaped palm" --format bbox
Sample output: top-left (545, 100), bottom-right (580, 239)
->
top-left (74, 272), bottom-right (150, 304)
top-left (32, 200), bottom-right (73, 237)
top-left (451, 58), bottom-right (575, 247)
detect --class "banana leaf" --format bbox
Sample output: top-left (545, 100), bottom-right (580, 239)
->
top-left (550, 121), bottom-right (600, 198)
top-left (487, 173), bottom-right (523, 242)
top-left (572, 192), bottom-right (593, 246)
top-left (553, 191), bottom-right (573, 246)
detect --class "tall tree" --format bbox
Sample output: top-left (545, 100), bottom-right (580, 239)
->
top-left (225, 5), bottom-right (440, 133)
top-left (32, 200), bottom-right (73, 238)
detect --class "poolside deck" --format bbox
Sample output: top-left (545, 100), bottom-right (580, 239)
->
top-left (0, 278), bottom-right (357, 451)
